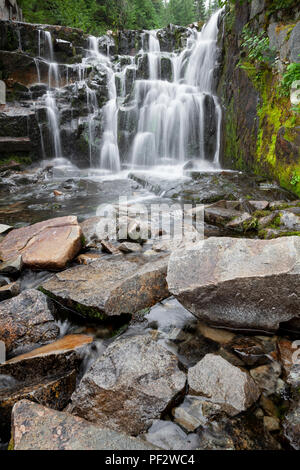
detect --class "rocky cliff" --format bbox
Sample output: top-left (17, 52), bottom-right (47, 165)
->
top-left (217, 0), bottom-right (300, 197)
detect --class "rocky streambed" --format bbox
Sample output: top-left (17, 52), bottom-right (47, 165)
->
top-left (0, 164), bottom-right (299, 451)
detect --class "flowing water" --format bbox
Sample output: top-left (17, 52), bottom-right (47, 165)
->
top-left (34, 10), bottom-right (223, 174)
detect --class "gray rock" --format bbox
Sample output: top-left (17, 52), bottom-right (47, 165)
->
top-left (250, 0), bottom-right (265, 19)
top-left (119, 242), bottom-right (142, 253)
top-left (0, 255), bottom-right (23, 275)
top-left (167, 236), bottom-right (300, 332)
top-left (250, 363), bottom-right (282, 396)
top-left (187, 354), bottom-right (260, 416)
top-left (173, 395), bottom-right (223, 431)
top-left (12, 400), bottom-right (157, 450)
top-left (0, 224), bottom-right (12, 235)
top-left (289, 22), bottom-right (300, 63)
top-left (41, 255), bottom-right (169, 320)
top-left (0, 289), bottom-right (59, 355)
top-left (69, 334), bottom-right (186, 435)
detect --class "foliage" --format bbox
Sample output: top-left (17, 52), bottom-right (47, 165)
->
top-left (165, 0), bottom-right (196, 26)
top-left (279, 62), bottom-right (300, 97)
top-left (291, 171), bottom-right (300, 186)
top-left (241, 27), bottom-right (275, 65)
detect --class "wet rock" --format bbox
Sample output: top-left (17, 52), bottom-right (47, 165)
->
top-left (167, 236), bottom-right (300, 332)
top-left (264, 416), bottom-right (280, 432)
top-left (283, 401), bottom-right (300, 450)
top-left (0, 334), bottom-right (93, 382)
top-left (250, 363), bottom-right (282, 396)
top-left (119, 242), bottom-right (142, 253)
top-left (100, 240), bottom-right (120, 255)
top-left (187, 354), bottom-right (260, 416)
top-left (196, 322), bottom-right (235, 345)
top-left (0, 281), bottom-right (20, 301)
top-left (145, 420), bottom-right (199, 450)
top-left (227, 336), bottom-right (276, 366)
top-left (173, 395), bottom-right (223, 432)
top-left (41, 255), bottom-right (169, 320)
top-left (0, 255), bottom-right (23, 275)
top-left (11, 400), bottom-right (156, 450)
top-left (0, 216), bottom-right (83, 271)
top-left (68, 334), bottom-right (186, 435)
top-left (0, 289), bottom-right (59, 356)
top-left (75, 253), bottom-right (104, 265)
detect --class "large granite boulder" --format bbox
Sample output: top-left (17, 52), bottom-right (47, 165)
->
top-left (0, 216), bottom-right (83, 271)
top-left (41, 254), bottom-right (169, 320)
top-left (187, 354), bottom-right (260, 416)
top-left (68, 334), bottom-right (186, 435)
top-left (167, 236), bottom-right (300, 332)
top-left (0, 289), bottom-right (59, 356)
top-left (11, 400), bottom-right (156, 450)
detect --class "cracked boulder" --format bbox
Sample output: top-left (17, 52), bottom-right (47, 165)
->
top-left (0, 216), bottom-right (83, 271)
top-left (167, 236), bottom-right (300, 332)
top-left (68, 334), bottom-right (186, 435)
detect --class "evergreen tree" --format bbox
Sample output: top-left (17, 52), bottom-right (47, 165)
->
top-left (194, 0), bottom-right (206, 22)
top-left (167, 0), bottom-right (195, 26)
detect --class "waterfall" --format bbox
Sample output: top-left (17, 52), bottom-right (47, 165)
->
top-left (34, 10), bottom-right (223, 171)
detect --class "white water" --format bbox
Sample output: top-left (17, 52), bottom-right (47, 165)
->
top-left (36, 10), bottom-right (223, 172)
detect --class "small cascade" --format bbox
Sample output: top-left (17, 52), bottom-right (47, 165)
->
top-left (45, 91), bottom-right (63, 159)
top-left (147, 31), bottom-right (161, 80)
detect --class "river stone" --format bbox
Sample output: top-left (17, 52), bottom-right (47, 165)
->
top-left (0, 289), bottom-right (59, 355)
top-left (41, 255), bottom-right (169, 319)
top-left (11, 400), bottom-right (157, 450)
top-left (187, 354), bottom-right (260, 416)
top-left (68, 334), bottom-right (186, 435)
top-left (167, 236), bottom-right (300, 332)
top-left (0, 216), bottom-right (83, 271)
top-left (0, 281), bottom-right (20, 301)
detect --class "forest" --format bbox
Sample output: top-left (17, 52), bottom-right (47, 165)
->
top-left (17, 0), bottom-right (220, 33)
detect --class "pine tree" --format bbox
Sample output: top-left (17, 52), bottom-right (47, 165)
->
top-left (194, 0), bottom-right (206, 22)
top-left (167, 0), bottom-right (195, 26)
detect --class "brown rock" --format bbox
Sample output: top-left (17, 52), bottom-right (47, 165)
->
top-left (41, 255), bottom-right (169, 320)
top-left (100, 240), bottom-right (120, 255)
top-left (0, 216), bottom-right (83, 270)
top-left (0, 289), bottom-right (59, 355)
top-left (0, 281), bottom-right (20, 301)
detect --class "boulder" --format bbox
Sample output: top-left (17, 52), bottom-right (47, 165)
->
top-left (0, 289), bottom-right (59, 356)
top-left (41, 255), bottom-right (169, 320)
top-left (145, 420), bottom-right (200, 450)
top-left (68, 334), bottom-right (186, 435)
top-left (187, 354), bottom-right (260, 416)
top-left (167, 236), bottom-right (300, 332)
top-left (11, 400), bottom-right (156, 450)
top-left (0, 216), bottom-right (83, 271)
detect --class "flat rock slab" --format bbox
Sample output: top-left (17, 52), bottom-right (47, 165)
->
top-left (188, 354), bottom-right (260, 416)
top-left (167, 236), bottom-right (300, 332)
top-left (68, 334), bottom-right (186, 435)
top-left (0, 289), bottom-right (59, 355)
top-left (12, 400), bottom-right (157, 450)
top-left (0, 334), bottom-right (93, 382)
top-left (41, 255), bottom-right (169, 320)
top-left (0, 216), bottom-right (82, 270)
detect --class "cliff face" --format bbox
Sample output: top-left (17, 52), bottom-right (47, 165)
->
top-left (217, 0), bottom-right (300, 197)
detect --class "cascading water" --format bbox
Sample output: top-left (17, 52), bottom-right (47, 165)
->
top-left (34, 9), bottom-right (223, 171)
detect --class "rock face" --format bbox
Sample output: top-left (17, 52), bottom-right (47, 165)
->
top-left (0, 216), bottom-right (82, 271)
top-left (11, 400), bottom-right (156, 450)
top-left (187, 354), bottom-right (260, 416)
top-left (167, 236), bottom-right (300, 332)
top-left (69, 335), bottom-right (186, 435)
top-left (0, 289), bottom-right (59, 355)
top-left (41, 255), bottom-right (169, 320)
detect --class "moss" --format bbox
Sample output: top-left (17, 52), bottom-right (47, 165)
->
top-left (253, 209), bottom-right (272, 217)
top-left (243, 217), bottom-right (258, 232)
top-left (0, 155), bottom-right (33, 167)
top-left (7, 437), bottom-right (14, 450)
